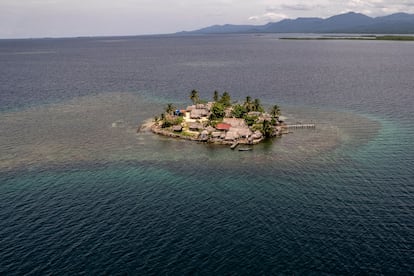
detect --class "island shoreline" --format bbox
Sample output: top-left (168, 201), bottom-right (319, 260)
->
top-left (139, 90), bottom-right (296, 148)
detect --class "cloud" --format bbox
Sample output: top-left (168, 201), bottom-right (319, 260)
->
top-left (248, 16), bottom-right (260, 21)
top-left (249, 1), bottom-right (327, 23)
top-left (250, 0), bottom-right (414, 24)
top-left (2, 0), bottom-right (414, 38)
top-left (279, 4), bottom-right (322, 11)
top-left (248, 12), bottom-right (288, 23)
top-left (344, 0), bottom-right (414, 15)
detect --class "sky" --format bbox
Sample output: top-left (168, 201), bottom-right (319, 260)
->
top-left (1, 0), bottom-right (413, 38)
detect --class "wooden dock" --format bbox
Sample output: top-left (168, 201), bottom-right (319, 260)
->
top-left (285, 124), bottom-right (315, 129)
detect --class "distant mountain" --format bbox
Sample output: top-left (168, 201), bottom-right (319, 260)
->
top-left (182, 12), bottom-right (414, 34)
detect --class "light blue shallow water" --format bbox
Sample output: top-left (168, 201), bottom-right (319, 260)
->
top-left (0, 35), bottom-right (413, 274)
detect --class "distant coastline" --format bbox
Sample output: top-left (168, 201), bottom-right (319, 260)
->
top-left (280, 35), bottom-right (414, 41)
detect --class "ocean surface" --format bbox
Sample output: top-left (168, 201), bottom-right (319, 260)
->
top-left (0, 34), bottom-right (413, 274)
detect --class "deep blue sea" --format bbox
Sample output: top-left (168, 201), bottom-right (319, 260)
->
top-left (0, 34), bottom-right (413, 274)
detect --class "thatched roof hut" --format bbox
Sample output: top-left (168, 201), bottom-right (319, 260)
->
top-left (196, 103), bottom-right (207, 109)
top-left (188, 122), bottom-right (203, 131)
top-left (223, 118), bottom-right (246, 127)
top-left (173, 125), bottom-right (183, 132)
top-left (186, 105), bottom-right (196, 111)
top-left (225, 131), bottom-right (239, 141)
top-left (190, 109), bottom-right (208, 119)
top-left (211, 132), bottom-right (222, 138)
top-left (236, 128), bottom-right (252, 138)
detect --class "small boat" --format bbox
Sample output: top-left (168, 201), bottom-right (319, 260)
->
top-left (230, 142), bottom-right (239, 150)
top-left (238, 147), bottom-right (252, 151)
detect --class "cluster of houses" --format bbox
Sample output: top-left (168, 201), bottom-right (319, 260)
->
top-left (151, 102), bottom-right (284, 146)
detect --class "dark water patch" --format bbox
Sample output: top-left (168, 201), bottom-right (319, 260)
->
top-left (0, 161), bottom-right (412, 274)
top-left (2, 35), bottom-right (414, 118)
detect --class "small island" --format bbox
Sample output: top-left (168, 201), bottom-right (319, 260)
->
top-left (145, 90), bottom-right (288, 148)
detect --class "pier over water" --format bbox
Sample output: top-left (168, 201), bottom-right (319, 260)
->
top-left (285, 124), bottom-right (316, 129)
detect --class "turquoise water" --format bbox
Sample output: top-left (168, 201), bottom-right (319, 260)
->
top-left (0, 35), bottom-right (413, 274)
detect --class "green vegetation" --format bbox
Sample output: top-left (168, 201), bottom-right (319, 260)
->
top-left (231, 104), bottom-right (247, 118)
top-left (180, 131), bottom-right (198, 138)
top-left (161, 115), bottom-right (183, 128)
top-left (244, 115), bottom-right (258, 126)
top-left (252, 98), bottom-right (264, 112)
top-left (244, 96), bottom-right (252, 112)
top-left (243, 96), bottom-right (264, 112)
top-left (261, 120), bottom-right (274, 138)
top-left (159, 104), bottom-right (182, 128)
top-left (269, 105), bottom-right (281, 118)
top-left (213, 90), bottom-right (219, 102)
top-left (219, 91), bottom-right (231, 107)
top-left (190, 89), bottom-right (200, 104)
top-left (155, 90), bottom-right (284, 143)
top-left (209, 102), bottom-right (226, 120)
top-left (165, 103), bottom-right (175, 115)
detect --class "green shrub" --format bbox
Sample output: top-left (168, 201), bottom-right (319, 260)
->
top-left (210, 102), bottom-right (226, 120)
top-left (244, 115), bottom-right (258, 126)
top-left (231, 104), bottom-right (247, 118)
top-left (161, 115), bottom-right (183, 128)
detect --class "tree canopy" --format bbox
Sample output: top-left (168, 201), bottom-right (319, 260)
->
top-left (269, 105), bottom-right (281, 118)
top-left (252, 98), bottom-right (264, 112)
top-left (209, 102), bottom-right (225, 120)
top-left (244, 96), bottom-right (253, 112)
top-left (190, 89), bottom-right (200, 104)
top-left (213, 90), bottom-right (219, 102)
top-left (219, 91), bottom-right (231, 107)
top-left (165, 103), bottom-right (175, 115)
top-left (231, 104), bottom-right (247, 118)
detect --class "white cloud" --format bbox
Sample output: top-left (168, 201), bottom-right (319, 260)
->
top-left (279, 4), bottom-right (322, 11)
top-left (344, 0), bottom-right (414, 15)
top-left (249, 12), bottom-right (288, 23)
top-left (250, 0), bottom-right (414, 22)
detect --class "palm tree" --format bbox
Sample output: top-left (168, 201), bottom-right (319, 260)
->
top-left (262, 119), bottom-right (274, 138)
top-left (213, 90), bottom-right (219, 102)
top-left (253, 98), bottom-right (262, 112)
top-left (245, 96), bottom-right (252, 105)
top-left (190, 89), bottom-right (199, 104)
top-left (165, 103), bottom-right (175, 115)
top-left (269, 105), bottom-right (281, 118)
top-left (244, 96), bottom-right (252, 112)
top-left (220, 91), bottom-right (231, 107)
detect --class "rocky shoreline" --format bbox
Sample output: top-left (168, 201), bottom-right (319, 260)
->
top-left (149, 122), bottom-right (281, 145)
